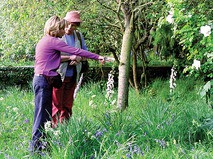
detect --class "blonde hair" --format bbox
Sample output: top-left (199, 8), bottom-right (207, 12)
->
top-left (44, 15), bottom-right (68, 37)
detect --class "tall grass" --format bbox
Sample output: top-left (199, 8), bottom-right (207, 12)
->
top-left (0, 77), bottom-right (212, 159)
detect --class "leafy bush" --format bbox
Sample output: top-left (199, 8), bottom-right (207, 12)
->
top-left (168, 0), bottom-right (212, 79)
top-left (0, 66), bottom-right (34, 89)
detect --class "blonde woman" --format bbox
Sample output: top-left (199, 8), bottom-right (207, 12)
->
top-left (30, 15), bottom-right (106, 153)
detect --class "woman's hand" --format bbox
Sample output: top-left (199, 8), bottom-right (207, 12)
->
top-left (69, 60), bottom-right (78, 65)
top-left (75, 56), bottom-right (82, 63)
top-left (98, 56), bottom-right (106, 65)
top-left (70, 55), bottom-right (82, 62)
top-left (81, 57), bottom-right (87, 61)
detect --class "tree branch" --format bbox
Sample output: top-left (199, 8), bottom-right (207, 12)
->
top-left (97, 0), bottom-right (117, 14)
top-left (116, 0), bottom-right (124, 32)
top-left (133, 2), bottom-right (153, 12)
top-left (134, 31), bottom-right (148, 51)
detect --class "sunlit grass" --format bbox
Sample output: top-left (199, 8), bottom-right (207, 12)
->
top-left (0, 77), bottom-right (212, 158)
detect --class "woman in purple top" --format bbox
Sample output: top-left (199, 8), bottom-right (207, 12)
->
top-left (30, 15), bottom-right (106, 153)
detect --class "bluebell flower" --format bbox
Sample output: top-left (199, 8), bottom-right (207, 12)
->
top-left (24, 119), bottom-right (29, 124)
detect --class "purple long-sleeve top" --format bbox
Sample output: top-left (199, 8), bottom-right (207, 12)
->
top-left (34, 35), bottom-right (99, 76)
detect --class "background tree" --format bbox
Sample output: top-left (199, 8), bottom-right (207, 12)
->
top-left (0, 0), bottom-right (114, 64)
top-left (96, 0), bottom-right (168, 109)
top-left (130, 0), bottom-right (166, 91)
top-left (116, 0), bottom-right (134, 110)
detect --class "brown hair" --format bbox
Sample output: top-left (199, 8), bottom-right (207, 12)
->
top-left (44, 15), bottom-right (68, 37)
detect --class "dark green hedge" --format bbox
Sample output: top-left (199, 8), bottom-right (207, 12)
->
top-left (0, 66), bottom-right (172, 89)
top-left (0, 66), bottom-right (34, 89)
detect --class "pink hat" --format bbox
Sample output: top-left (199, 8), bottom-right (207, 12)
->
top-left (64, 11), bottom-right (82, 23)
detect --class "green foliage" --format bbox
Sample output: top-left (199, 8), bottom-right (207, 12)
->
top-left (152, 0), bottom-right (212, 105)
top-left (0, 0), bottom-right (172, 68)
top-left (200, 80), bottom-right (213, 108)
top-left (1, 0), bottom-right (51, 62)
top-left (170, 0), bottom-right (212, 78)
top-left (0, 78), bottom-right (213, 159)
top-left (0, 87), bottom-right (33, 158)
top-left (0, 0), bottom-right (118, 65)
top-left (152, 22), bottom-right (175, 58)
top-left (2, 78), bottom-right (212, 158)
top-left (81, 0), bottom-right (124, 63)
top-left (152, 0), bottom-right (212, 80)
top-left (0, 66), bottom-right (34, 89)
top-left (0, 0), bottom-right (212, 81)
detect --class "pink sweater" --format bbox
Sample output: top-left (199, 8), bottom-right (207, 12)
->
top-left (34, 35), bottom-right (99, 76)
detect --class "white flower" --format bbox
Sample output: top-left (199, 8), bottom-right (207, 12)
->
top-left (53, 130), bottom-right (61, 136)
top-left (106, 70), bottom-right (115, 99)
top-left (0, 97), bottom-right (3, 101)
top-left (188, 14), bottom-right (192, 18)
top-left (200, 25), bottom-right (211, 37)
top-left (192, 59), bottom-right (201, 70)
top-left (12, 107), bottom-right (19, 112)
top-left (166, 14), bottom-right (174, 24)
top-left (91, 95), bottom-right (96, 98)
top-left (44, 121), bottom-right (53, 132)
top-left (89, 100), bottom-right (94, 106)
top-left (168, 6), bottom-right (174, 15)
top-left (169, 66), bottom-right (177, 94)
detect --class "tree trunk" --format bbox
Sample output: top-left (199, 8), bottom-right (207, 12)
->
top-left (117, 13), bottom-right (134, 110)
top-left (141, 47), bottom-right (148, 87)
top-left (132, 50), bottom-right (139, 93)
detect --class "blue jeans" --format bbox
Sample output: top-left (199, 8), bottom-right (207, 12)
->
top-left (30, 75), bottom-right (52, 152)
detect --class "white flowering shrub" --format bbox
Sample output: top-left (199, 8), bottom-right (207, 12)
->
top-left (154, 1), bottom-right (212, 80)
top-left (166, 0), bottom-right (213, 80)
top-left (152, 0), bottom-right (212, 103)
top-left (164, 0), bottom-right (212, 106)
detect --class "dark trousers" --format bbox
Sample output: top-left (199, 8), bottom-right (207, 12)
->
top-left (30, 75), bottom-right (52, 151)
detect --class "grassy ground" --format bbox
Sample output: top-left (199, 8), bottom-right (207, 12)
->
top-left (0, 77), bottom-right (212, 159)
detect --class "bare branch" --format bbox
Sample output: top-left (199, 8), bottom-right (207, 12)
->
top-left (103, 16), bottom-right (122, 30)
top-left (97, 0), bottom-right (117, 14)
top-left (97, 0), bottom-right (124, 32)
top-left (116, 0), bottom-right (125, 32)
top-left (133, 2), bottom-right (153, 12)
top-left (134, 30), bottom-right (148, 51)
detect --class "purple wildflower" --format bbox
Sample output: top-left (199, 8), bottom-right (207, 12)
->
top-left (155, 139), bottom-right (167, 148)
top-left (95, 131), bottom-right (103, 138)
top-left (126, 153), bottom-right (132, 158)
top-left (24, 119), bottom-right (29, 124)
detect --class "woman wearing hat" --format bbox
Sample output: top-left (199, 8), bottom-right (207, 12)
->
top-left (31, 15), bottom-right (106, 153)
top-left (52, 11), bottom-right (89, 127)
